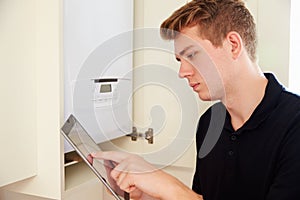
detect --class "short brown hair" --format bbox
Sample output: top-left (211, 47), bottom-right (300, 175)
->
top-left (160, 0), bottom-right (257, 61)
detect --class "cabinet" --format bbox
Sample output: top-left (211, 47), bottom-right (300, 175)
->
top-left (0, 0), bottom-right (133, 199)
top-left (1, 0), bottom-right (64, 199)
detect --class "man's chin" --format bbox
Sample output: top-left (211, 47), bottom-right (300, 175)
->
top-left (198, 93), bottom-right (212, 101)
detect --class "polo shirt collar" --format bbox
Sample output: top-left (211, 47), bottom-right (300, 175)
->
top-left (224, 73), bottom-right (284, 133)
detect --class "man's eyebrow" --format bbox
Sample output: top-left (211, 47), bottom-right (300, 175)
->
top-left (179, 45), bottom-right (195, 56)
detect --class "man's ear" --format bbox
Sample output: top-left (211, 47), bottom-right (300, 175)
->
top-left (226, 31), bottom-right (243, 59)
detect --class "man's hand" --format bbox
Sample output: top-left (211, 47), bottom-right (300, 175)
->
top-left (91, 151), bottom-right (203, 200)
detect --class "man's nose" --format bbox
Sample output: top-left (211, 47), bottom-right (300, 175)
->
top-left (178, 61), bottom-right (193, 78)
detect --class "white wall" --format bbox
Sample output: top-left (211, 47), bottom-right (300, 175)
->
top-left (289, 0), bottom-right (300, 94)
top-left (256, 0), bottom-right (291, 85)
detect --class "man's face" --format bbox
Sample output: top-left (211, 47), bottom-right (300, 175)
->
top-left (174, 26), bottom-right (230, 101)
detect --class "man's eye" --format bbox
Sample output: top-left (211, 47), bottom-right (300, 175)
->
top-left (186, 51), bottom-right (198, 59)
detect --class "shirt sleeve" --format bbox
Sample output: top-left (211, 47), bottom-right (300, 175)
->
top-left (192, 157), bottom-right (202, 194)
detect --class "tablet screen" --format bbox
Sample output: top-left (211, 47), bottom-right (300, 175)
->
top-left (61, 114), bottom-right (129, 200)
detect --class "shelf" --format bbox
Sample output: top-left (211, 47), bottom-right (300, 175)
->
top-left (65, 161), bottom-right (96, 190)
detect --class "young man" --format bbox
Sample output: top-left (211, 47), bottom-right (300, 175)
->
top-left (93, 0), bottom-right (300, 199)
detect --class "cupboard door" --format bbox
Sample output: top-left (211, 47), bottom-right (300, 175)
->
top-left (0, 0), bottom-right (37, 187)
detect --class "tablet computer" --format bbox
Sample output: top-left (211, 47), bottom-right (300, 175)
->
top-left (61, 114), bottom-right (130, 200)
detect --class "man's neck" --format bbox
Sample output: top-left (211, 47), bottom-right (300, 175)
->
top-left (223, 71), bottom-right (268, 131)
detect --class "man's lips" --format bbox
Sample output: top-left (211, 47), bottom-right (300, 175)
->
top-left (190, 83), bottom-right (200, 90)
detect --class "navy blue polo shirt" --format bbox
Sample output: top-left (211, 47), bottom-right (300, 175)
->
top-left (192, 73), bottom-right (300, 200)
